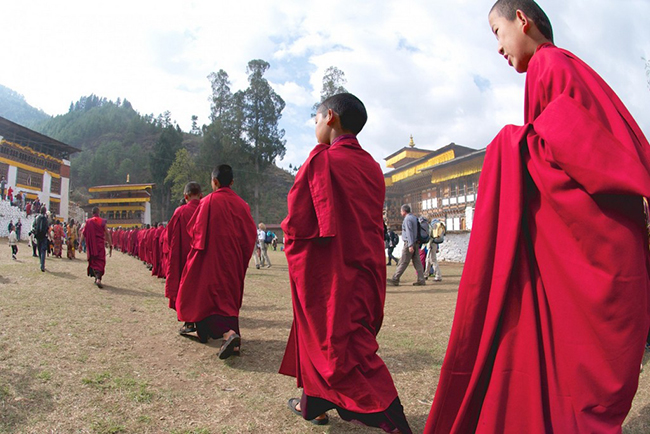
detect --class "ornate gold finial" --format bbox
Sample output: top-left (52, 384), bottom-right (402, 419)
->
top-left (409, 135), bottom-right (415, 148)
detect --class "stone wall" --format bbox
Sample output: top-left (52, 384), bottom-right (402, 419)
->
top-left (436, 232), bottom-right (471, 263)
top-left (0, 200), bottom-right (36, 240)
top-left (389, 231), bottom-right (470, 263)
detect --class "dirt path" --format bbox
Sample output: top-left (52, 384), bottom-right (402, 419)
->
top-left (1, 241), bottom-right (648, 433)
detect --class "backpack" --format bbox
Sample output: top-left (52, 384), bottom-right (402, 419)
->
top-left (34, 215), bottom-right (49, 239)
top-left (264, 230), bottom-right (273, 244)
top-left (390, 231), bottom-right (399, 248)
top-left (416, 216), bottom-right (430, 244)
top-left (430, 220), bottom-right (446, 244)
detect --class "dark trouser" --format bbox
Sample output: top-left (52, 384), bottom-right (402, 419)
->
top-left (11, 245), bottom-right (17, 255)
top-left (300, 394), bottom-right (412, 434)
top-left (387, 247), bottom-right (397, 265)
top-left (195, 315), bottom-right (239, 343)
top-left (32, 241), bottom-right (38, 256)
top-left (37, 238), bottom-right (48, 270)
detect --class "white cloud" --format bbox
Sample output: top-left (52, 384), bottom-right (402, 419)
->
top-left (1, 0), bottom-right (649, 173)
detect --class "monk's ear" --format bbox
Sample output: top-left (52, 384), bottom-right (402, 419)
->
top-left (229, 180), bottom-right (234, 187)
top-left (326, 109), bottom-right (337, 126)
top-left (516, 9), bottom-right (531, 33)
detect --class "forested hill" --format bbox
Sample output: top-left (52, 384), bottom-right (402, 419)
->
top-left (0, 84), bottom-right (50, 126)
top-left (1, 89), bottom-right (294, 223)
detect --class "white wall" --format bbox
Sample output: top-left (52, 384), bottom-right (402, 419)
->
top-left (0, 200), bottom-right (36, 240)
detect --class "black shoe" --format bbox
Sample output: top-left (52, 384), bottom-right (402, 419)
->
top-left (218, 333), bottom-right (241, 360)
top-left (179, 323), bottom-right (196, 335)
top-left (287, 398), bottom-right (329, 425)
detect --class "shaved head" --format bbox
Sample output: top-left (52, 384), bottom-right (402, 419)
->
top-left (183, 181), bottom-right (202, 197)
top-left (490, 0), bottom-right (553, 42)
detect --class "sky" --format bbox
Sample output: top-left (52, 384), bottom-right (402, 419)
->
top-left (1, 0), bottom-right (649, 172)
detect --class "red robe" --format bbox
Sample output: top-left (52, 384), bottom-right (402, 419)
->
top-left (175, 187), bottom-right (256, 323)
top-left (279, 135), bottom-right (400, 414)
top-left (425, 43), bottom-right (650, 434)
top-left (82, 216), bottom-right (107, 276)
top-left (151, 226), bottom-right (164, 276)
top-left (158, 227), bottom-right (168, 278)
top-left (164, 199), bottom-right (199, 310)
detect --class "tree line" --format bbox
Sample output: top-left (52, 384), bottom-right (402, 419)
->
top-left (14, 63), bottom-right (348, 223)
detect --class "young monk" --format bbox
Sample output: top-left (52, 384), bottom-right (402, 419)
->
top-left (165, 182), bottom-right (202, 335)
top-left (279, 93), bottom-right (412, 433)
top-left (80, 207), bottom-right (113, 289)
top-left (175, 165), bottom-right (256, 359)
top-left (424, 2), bottom-right (650, 433)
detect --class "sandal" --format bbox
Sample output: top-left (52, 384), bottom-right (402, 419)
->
top-left (178, 323), bottom-right (196, 335)
top-left (218, 333), bottom-right (241, 360)
top-left (287, 398), bottom-right (329, 425)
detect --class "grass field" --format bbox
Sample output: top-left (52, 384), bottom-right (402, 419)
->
top-left (1, 242), bottom-right (648, 433)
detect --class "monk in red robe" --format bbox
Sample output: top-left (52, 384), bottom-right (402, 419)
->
top-left (176, 165), bottom-right (256, 359)
top-left (425, 2), bottom-right (650, 433)
top-left (279, 93), bottom-right (412, 433)
top-left (165, 182), bottom-right (202, 334)
top-left (80, 207), bottom-right (113, 289)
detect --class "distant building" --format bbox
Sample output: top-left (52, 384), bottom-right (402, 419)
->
top-left (88, 183), bottom-right (154, 228)
top-left (0, 116), bottom-right (81, 220)
top-left (384, 136), bottom-right (485, 232)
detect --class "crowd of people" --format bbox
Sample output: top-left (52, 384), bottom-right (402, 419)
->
top-left (3, 1), bottom-right (650, 432)
top-left (0, 176), bottom-right (44, 217)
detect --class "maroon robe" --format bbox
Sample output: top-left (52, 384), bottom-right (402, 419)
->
top-left (164, 199), bottom-right (199, 310)
top-left (425, 44), bottom-right (650, 434)
top-left (279, 135), bottom-right (410, 433)
top-left (151, 226), bottom-right (163, 276)
top-left (82, 216), bottom-right (107, 278)
top-left (176, 187), bottom-right (256, 325)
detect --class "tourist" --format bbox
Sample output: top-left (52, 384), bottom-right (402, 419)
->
top-left (387, 205), bottom-right (426, 286)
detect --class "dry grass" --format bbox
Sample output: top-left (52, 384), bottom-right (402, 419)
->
top-left (0, 241), bottom-right (648, 433)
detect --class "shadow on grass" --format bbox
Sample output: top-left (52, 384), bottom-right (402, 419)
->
top-left (0, 367), bottom-right (54, 433)
top-left (0, 276), bottom-right (11, 284)
top-left (324, 412), bottom-right (429, 433)
top-left (224, 339), bottom-right (288, 373)
top-left (380, 349), bottom-right (444, 374)
top-left (46, 270), bottom-right (78, 280)
top-left (101, 284), bottom-right (161, 298)
top-left (241, 316), bottom-right (292, 330)
top-left (624, 404), bottom-right (650, 433)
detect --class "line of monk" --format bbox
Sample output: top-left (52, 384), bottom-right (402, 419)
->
top-left (86, 1), bottom-right (649, 431)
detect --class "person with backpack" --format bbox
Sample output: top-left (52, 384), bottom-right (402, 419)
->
top-left (386, 227), bottom-right (399, 266)
top-left (33, 205), bottom-right (50, 272)
top-left (426, 219), bottom-right (445, 282)
top-left (387, 204), bottom-right (426, 286)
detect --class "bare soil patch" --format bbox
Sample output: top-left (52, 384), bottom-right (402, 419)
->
top-left (1, 241), bottom-right (648, 433)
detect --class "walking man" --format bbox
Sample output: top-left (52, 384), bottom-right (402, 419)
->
top-left (387, 205), bottom-right (425, 286)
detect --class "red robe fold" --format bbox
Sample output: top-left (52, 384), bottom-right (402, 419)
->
top-left (279, 135), bottom-right (399, 414)
top-left (82, 216), bottom-right (107, 276)
top-left (164, 199), bottom-right (200, 310)
top-left (425, 44), bottom-right (650, 434)
top-left (159, 227), bottom-right (168, 278)
top-left (175, 187), bottom-right (256, 323)
top-left (151, 226), bottom-right (164, 276)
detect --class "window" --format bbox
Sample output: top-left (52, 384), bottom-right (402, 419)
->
top-left (16, 168), bottom-right (43, 190)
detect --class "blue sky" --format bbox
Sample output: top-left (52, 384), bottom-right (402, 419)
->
top-left (1, 0), bottom-right (649, 172)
